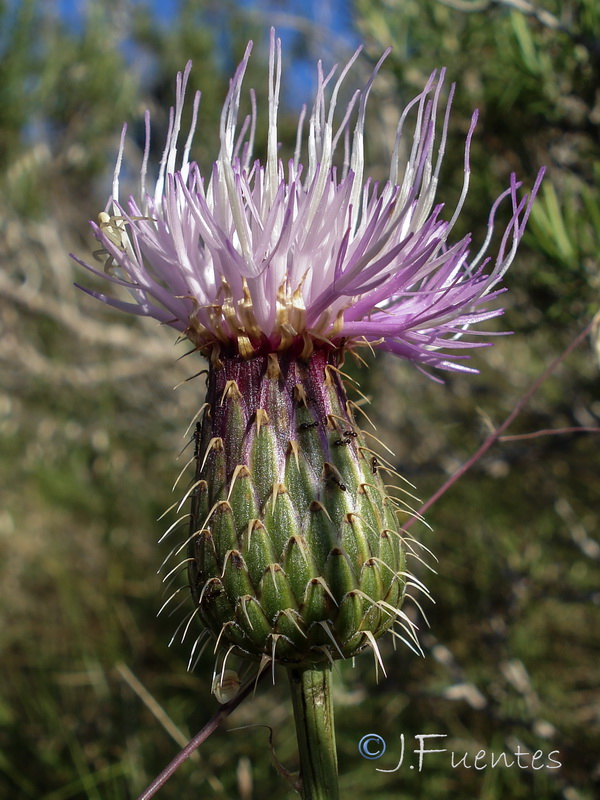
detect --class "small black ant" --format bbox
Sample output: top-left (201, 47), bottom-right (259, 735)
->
top-left (333, 437), bottom-right (352, 446)
top-left (193, 421), bottom-right (202, 458)
top-left (343, 429), bottom-right (357, 438)
top-left (323, 462), bottom-right (347, 491)
top-left (371, 456), bottom-right (379, 474)
top-left (298, 421), bottom-right (319, 431)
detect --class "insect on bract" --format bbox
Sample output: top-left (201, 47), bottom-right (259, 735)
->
top-left (212, 669), bottom-right (241, 704)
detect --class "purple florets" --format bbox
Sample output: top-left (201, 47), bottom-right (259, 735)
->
top-left (74, 28), bottom-right (543, 372)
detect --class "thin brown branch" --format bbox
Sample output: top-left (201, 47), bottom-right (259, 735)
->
top-left (136, 665), bottom-right (269, 800)
top-left (499, 426), bottom-right (600, 442)
top-left (405, 319), bottom-right (595, 529)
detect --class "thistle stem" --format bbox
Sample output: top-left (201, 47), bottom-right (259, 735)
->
top-left (287, 665), bottom-right (339, 800)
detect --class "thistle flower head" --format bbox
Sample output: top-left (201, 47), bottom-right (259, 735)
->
top-left (75, 30), bottom-right (542, 374)
top-left (76, 33), bottom-right (544, 674)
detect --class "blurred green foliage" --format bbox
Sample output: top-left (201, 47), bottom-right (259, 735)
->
top-left (0, 1), bottom-right (598, 799)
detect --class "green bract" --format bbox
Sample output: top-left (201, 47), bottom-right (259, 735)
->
top-left (186, 348), bottom-right (412, 669)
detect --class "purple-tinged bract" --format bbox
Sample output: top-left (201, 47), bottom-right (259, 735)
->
top-left (75, 30), bottom-right (543, 373)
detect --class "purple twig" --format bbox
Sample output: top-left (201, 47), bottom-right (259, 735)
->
top-left (136, 666), bottom-right (269, 800)
top-left (406, 319), bottom-right (595, 529)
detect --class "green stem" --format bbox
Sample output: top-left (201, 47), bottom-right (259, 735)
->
top-left (287, 664), bottom-right (339, 800)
